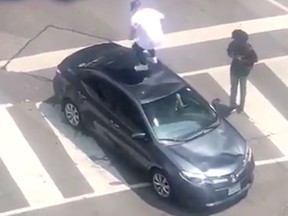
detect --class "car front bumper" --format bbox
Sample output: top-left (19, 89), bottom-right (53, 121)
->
top-left (174, 157), bottom-right (255, 209)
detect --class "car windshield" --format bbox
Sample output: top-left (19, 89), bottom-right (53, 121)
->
top-left (142, 87), bottom-right (218, 141)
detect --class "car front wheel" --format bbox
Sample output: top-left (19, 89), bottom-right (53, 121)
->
top-left (151, 169), bottom-right (172, 199)
top-left (63, 100), bottom-right (81, 129)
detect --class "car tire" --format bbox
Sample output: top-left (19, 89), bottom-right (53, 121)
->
top-left (151, 169), bottom-right (173, 200)
top-left (63, 100), bottom-right (82, 129)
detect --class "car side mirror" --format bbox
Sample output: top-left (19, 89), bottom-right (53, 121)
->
top-left (132, 132), bottom-right (146, 140)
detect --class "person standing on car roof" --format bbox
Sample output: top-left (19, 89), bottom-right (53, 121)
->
top-left (129, 0), bottom-right (165, 71)
top-left (227, 29), bottom-right (258, 113)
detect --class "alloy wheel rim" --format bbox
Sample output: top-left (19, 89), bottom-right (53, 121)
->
top-left (65, 103), bottom-right (80, 126)
top-left (153, 173), bottom-right (170, 198)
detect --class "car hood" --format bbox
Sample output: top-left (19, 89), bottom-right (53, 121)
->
top-left (168, 120), bottom-right (246, 177)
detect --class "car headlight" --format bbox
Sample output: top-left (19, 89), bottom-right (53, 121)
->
top-left (243, 147), bottom-right (252, 164)
top-left (180, 171), bottom-right (206, 185)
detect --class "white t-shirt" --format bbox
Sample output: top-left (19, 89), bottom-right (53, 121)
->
top-left (131, 8), bottom-right (164, 50)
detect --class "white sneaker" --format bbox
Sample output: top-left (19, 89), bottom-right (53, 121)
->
top-left (147, 57), bottom-right (158, 64)
top-left (143, 50), bottom-right (149, 54)
top-left (134, 64), bottom-right (148, 71)
top-left (152, 57), bottom-right (158, 64)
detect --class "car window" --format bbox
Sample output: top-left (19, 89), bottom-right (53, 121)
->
top-left (81, 80), bottom-right (100, 101)
top-left (81, 75), bottom-right (146, 132)
top-left (142, 87), bottom-right (218, 141)
top-left (81, 76), bottom-right (115, 106)
top-left (117, 93), bottom-right (146, 132)
top-left (112, 89), bottom-right (146, 132)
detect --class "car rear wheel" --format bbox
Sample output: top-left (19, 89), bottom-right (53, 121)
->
top-left (63, 100), bottom-right (81, 129)
top-left (151, 169), bottom-right (172, 199)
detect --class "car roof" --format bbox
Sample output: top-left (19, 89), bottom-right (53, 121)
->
top-left (59, 43), bottom-right (187, 104)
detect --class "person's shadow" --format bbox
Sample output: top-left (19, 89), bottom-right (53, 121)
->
top-left (211, 98), bottom-right (238, 118)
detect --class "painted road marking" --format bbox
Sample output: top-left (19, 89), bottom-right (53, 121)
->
top-left (211, 72), bottom-right (288, 135)
top-left (0, 156), bottom-right (287, 216)
top-left (180, 55), bottom-right (288, 77)
top-left (265, 56), bottom-right (288, 88)
top-left (0, 182), bottom-right (151, 216)
top-left (0, 107), bottom-right (63, 206)
top-left (1, 15), bottom-right (288, 73)
top-left (255, 156), bottom-right (288, 166)
top-left (266, 0), bottom-right (288, 13)
top-left (36, 102), bottom-right (131, 195)
top-left (0, 103), bottom-right (13, 108)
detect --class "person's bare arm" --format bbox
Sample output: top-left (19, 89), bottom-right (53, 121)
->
top-left (129, 13), bottom-right (138, 41)
top-left (129, 25), bottom-right (137, 40)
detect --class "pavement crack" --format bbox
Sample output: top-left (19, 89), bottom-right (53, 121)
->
top-left (1, 24), bottom-right (113, 72)
top-left (1, 25), bottom-right (51, 71)
top-left (24, 73), bottom-right (53, 82)
top-left (49, 24), bottom-right (113, 42)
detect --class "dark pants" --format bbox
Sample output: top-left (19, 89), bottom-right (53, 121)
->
top-left (132, 42), bottom-right (156, 65)
top-left (230, 72), bottom-right (248, 110)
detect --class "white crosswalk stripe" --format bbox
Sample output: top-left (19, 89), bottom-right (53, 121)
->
top-left (1, 14), bottom-right (288, 215)
top-left (265, 57), bottom-right (288, 86)
top-left (0, 107), bottom-right (63, 206)
top-left (211, 68), bottom-right (288, 135)
top-left (1, 14), bottom-right (288, 73)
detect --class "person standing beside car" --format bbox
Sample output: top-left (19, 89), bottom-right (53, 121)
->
top-left (227, 29), bottom-right (258, 113)
top-left (129, 0), bottom-right (165, 71)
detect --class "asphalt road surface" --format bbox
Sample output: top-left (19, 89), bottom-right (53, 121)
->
top-left (1, 0), bottom-right (288, 215)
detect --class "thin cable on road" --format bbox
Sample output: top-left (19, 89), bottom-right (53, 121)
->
top-left (266, 0), bottom-right (288, 13)
top-left (1, 25), bottom-right (113, 71)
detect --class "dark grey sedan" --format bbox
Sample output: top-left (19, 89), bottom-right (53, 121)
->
top-left (53, 43), bottom-right (255, 209)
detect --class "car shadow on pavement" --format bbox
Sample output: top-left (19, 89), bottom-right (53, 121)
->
top-left (37, 97), bottom-right (246, 216)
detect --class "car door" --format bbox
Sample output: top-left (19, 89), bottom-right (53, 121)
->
top-left (104, 87), bottom-right (154, 170)
top-left (78, 71), bottom-right (154, 169)
top-left (76, 73), bottom-right (117, 147)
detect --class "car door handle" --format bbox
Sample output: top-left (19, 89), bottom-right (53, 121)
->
top-left (77, 91), bottom-right (87, 100)
top-left (110, 120), bottom-right (119, 129)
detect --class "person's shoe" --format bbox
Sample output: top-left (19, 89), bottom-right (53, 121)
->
top-left (147, 56), bottom-right (158, 64)
top-left (236, 106), bottom-right (244, 113)
top-left (151, 57), bottom-right (158, 64)
top-left (229, 103), bottom-right (238, 112)
top-left (134, 64), bottom-right (148, 71)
